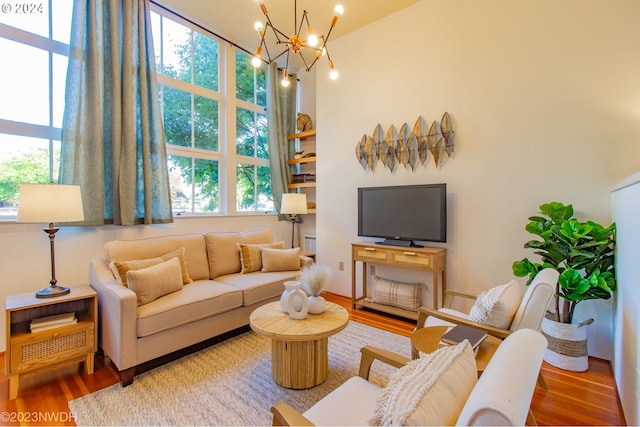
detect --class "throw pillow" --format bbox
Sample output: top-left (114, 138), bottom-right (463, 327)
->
top-left (205, 228), bottom-right (273, 278)
top-left (468, 279), bottom-right (521, 329)
top-left (126, 257), bottom-right (184, 305)
top-left (369, 340), bottom-right (478, 426)
top-left (372, 276), bottom-right (422, 311)
top-left (238, 241), bottom-right (284, 273)
top-left (260, 247), bottom-right (301, 272)
top-left (110, 247), bottom-right (192, 287)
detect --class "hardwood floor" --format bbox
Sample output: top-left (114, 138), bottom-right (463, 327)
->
top-left (0, 293), bottom-right (626, 426)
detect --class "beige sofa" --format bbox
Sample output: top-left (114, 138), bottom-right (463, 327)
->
top-left (89, 228), bottom-right (308, 386)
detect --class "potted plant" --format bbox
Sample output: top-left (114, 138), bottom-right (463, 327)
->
top-left (512, 201), bottom-right (616, 371)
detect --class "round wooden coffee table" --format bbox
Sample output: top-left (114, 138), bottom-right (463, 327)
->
top-left (250, 301), bottom-right (349, 389)
top-left (411, 325), bottom-right (502, 372)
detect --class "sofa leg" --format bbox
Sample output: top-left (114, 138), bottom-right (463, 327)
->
top-left (120, 367), bottom-right (136, 387)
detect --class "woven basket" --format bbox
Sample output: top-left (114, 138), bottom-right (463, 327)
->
top-left (541, 316), bottom-right (592, 372)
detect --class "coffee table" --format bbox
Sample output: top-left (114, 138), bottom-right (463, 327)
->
top-left (411, 325), bottom-right (501, 372)
top-left (250, 301), bottom-right (349, 389)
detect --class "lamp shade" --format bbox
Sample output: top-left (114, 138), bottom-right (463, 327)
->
top-left (281, 193), bottom-right (307, 215)
top-left (18, 184), bottom-right (84, 223)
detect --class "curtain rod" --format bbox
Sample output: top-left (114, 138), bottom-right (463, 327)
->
top-left (149, 0), bottom-right (301, 81)
top-left (150, 0), bottom-right (255, 58)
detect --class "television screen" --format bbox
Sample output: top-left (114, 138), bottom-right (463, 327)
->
top-left (358, 184), bottom-right (447, 246)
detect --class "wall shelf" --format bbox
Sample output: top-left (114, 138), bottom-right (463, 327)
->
top-left (287, 156), bottom-right (317, 165)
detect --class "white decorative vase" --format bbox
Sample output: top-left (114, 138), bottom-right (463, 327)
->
top-left (541, 316), bottom-right (591, 372)
top-left (307, 295), bottom-right (326, 314)
top-left (280, 281), bottom-right (300, 313)
top-left (287, 285), bottom-right (308, 320)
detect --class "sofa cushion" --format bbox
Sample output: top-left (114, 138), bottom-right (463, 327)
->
top-left (215, 270), bottom-right (300, 306)
top-left (104, 233), bottom-right (210, 281)
top-left (110, 247), bottom-right (192, 287)
top-left (469, 280), bottom-right (521, 329)
top-left (205, 229), bottom-right (273, 278)
top-left (261, 247), bottom-right (301, 272)
top-left (303, 376), bottom-right (383, 426)
top-left (239, 241), bottom-right (284, 273)
top-left (369, 340), bottom-right (477, 426)
top-left (126, 257), bottom-right (184, 306)
top-left (136, 280), bottom-right (243, 338)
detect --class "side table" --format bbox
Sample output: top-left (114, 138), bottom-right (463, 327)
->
top-left (5, 285), bottom-right (97, 399)
top-left (250, 301), bottom-right (349, 389)
top-left (411, 326), bottom-right (501, 373)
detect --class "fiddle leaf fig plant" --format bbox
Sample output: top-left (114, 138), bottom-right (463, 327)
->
top-left (512, 201), bottom-right (616, 324)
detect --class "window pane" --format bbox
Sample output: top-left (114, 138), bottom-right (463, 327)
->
top-left (0, 134), bottom-right (51, 210)
top-left (52, 0), bottom-right (74, 44)
top-left (151, 11), bottom-right (162, 73)
top-left (0, 39), bottom-right (49, 125)
top-left (163, 86), bottom-right (192, 147)
top-left (194, 158), bottom-right (219, 213)
top-left (236, 108), bottom-right (255, 156)
top-left (0, 2), bottom-right (48, 37)
top-left (235, 51), bottom-right (254, 103)
top-left (193, 31), bottom-right (218, 91)
top-left (256, 66), bottom-right (266, 107)
top-left (161, 17), bottom-right (191, 82)
top-left (256, 112), bottom-right (268, 159)
top-left (168, 155), bottom-right (219, 214)
top-left (53, 53), bottom-right (68, 128)
top-left (236, 163), bottom-right (272, 212)
top-left (194, 95), bottom-right (218, 151)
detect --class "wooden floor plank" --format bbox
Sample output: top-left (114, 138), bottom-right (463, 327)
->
top-left (0, 292), bottom-right (626, 426)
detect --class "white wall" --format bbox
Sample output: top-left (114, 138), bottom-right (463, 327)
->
top-left (611, 172), bottom-right (640, 427)
top-left (0, 216), bottom-right (291, 352)
top-left (315, 0), bottom-right (640, 362)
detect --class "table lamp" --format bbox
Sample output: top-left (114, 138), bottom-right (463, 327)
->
top-left (18, 183), bottom-right (84, 298)
top-left (281, 193), bottom-right (307, 248)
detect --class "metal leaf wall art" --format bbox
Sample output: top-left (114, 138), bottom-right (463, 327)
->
top-left (355, 113), bottom-right (455, 172)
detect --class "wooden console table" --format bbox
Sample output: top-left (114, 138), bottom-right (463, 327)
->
top-left (351, 242), bottom-right (446, 320)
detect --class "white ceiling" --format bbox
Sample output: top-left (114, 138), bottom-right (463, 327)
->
top-left (154, 0), bottom-right (420, 70)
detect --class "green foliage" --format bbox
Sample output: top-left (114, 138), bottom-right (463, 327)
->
top-left (512, 201), bottom-right (616, 324)
top-left (0, 149), bottom-right (51, 206)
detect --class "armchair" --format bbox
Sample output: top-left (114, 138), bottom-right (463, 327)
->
top-left (414, 268), bottom-right (558, 387)
top-left (270, 328), bottom-right (547, 426)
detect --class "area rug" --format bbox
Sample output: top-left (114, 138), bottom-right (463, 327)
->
top-left (68, 321), bottom-right (411, 426)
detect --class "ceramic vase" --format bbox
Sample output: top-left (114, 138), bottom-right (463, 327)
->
top-left (307, 295), bottom-right (326, 314)
top-left (280, 281), bottom-right (300, 313)
top-left (287, 285), bottom-right (308, 320)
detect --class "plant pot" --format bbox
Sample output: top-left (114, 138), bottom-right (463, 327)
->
top-left (541, 316), bottom-right (592, 372)
top-left (307, 295), bottom-right (326, 314)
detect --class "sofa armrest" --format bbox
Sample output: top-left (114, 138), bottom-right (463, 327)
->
top-left (270, 401), bottom-right (315, 426)
top-left (416, 307), bottom-right (512, 340)
top-left (89, 258), bottom-right (139, 370)
top-left (300, 256), bottom-right (313, 268)
top-left (358, 345), bottom-right (410, 380)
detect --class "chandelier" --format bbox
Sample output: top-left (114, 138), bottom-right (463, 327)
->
top-left (251, 0), bottom-right (344, 87)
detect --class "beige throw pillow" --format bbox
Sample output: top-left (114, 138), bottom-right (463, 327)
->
top-left (238, 241), bottom-right (284, 273)
top-left (469, 279), bottom-right (521, 329)
top-left (110, 247), bottom-right (192, 287)
top-left (373, 276), bottom-right (422, 311)
top-left (126, 257), bottom-right (184, 306)
top-left (205, 228), bottom-right (273, 278)
top-left (369, 341), bottom-right (477, 426)
top-left (260, 247), bottom-right (301, 272)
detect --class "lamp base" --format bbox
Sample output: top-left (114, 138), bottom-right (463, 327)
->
top-left (36, 284), bottom-right (70, 298)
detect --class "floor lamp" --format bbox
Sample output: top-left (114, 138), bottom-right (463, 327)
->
top-left (281, 193), bottom-right (307, 248)
top-left (18, 183), bottom-right (85, 298)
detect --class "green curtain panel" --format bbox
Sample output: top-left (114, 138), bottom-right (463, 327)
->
top-left (60, 0), bottom-right (172, 225)
top-left (266, 63), bottom-right (297, 217)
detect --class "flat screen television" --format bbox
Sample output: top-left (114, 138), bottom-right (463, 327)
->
top-left (358, 183), bottom-right (447, 247)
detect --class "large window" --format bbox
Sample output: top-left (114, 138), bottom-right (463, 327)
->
top-left (151, 8), bottom-right (271, 215)
top-left (0, 0), bottom-right (73, 218)
top-left (0, 2), bottom-right (271, 220)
